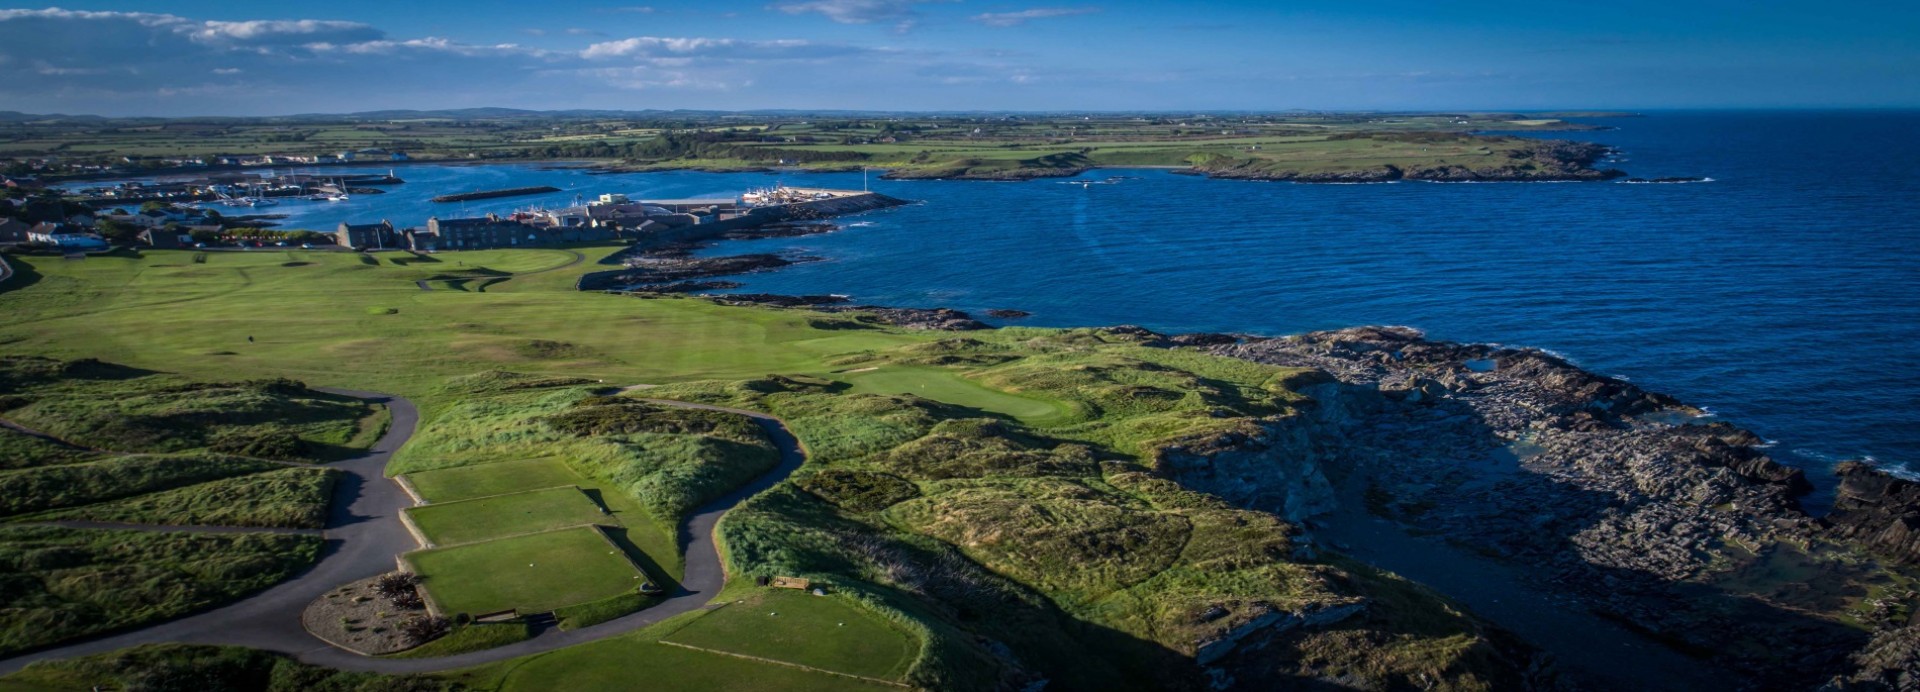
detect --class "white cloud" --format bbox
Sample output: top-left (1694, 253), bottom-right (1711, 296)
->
top-left (772, 0), bottom-right (938, 31)
top-left (311, 37), bottom-right (548, 58)
top-left (0, 5), bottom-right (1100, 114)
top-left (970, 7), bottom-right (1100, 27)
top-left (581, 36), bottom-right (857, 61)
top-left (190, 19), bottom-right (383, 45)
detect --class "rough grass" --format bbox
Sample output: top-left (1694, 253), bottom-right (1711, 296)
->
top-left (887, 478), bottom-right (1191, 605)
top-left (653, 328), bottom-right (1535, 688)
top-left (0, 454), bottom-right (282, 518)
top-left (386, 622), bottom-right (531, 660)
top-left (396, 382), bottom-right (778, 525)
top-left (0, 527), bottom-right (321, 657)
top-left (406, 486), bottom-right (610, 547)
top-left (663, 589), bottom-right (915, 681)
top-left (0, 643), bottom-right (456, 691)
top-left (0, 356), bottom-right (374, 461)
top-left (32, 467), bottom-right (338, 529)
top-left (407, 526), bottom-right (644, 616)
top-left (0, 429), bottom-right (92, 471)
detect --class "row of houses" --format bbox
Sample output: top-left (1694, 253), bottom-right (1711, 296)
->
top-left (335, 214), bottom-right (625, 252)
top-left (329, 192), bottom-right (747, 251)
top-left (208, 150), bottom-right (410, 167)
top-left (0, 218), bottom-right (110, 250)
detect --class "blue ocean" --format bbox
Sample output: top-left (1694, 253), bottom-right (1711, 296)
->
top-left (87, 111), bottom-right (1920, 487)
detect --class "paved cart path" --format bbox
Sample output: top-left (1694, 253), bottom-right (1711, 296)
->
top-left (0, 389), bottom-right (807, 677)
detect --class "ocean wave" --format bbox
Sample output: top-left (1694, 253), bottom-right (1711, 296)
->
top-left (1415, 179), bottom-right (1583, 184)
top-left (1615, 177), bottom-right (1715, 184)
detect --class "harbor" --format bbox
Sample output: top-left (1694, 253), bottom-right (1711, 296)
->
top-left (63, 170), bottom-right (406, 208)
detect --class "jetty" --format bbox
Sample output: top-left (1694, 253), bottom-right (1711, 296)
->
top-left (431, 186), bottom-right (562, 203)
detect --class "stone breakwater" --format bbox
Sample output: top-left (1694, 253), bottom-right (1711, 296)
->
top-left (1121, 324), bottom-right (1917, 690)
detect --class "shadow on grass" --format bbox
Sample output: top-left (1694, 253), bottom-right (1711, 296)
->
top-left (0, 253), bottom-right (45, 296)
top-left (598, 523), bottom-right (681, 594)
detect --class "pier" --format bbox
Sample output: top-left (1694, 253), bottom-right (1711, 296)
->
top-left (430, 186), bottom-right (562, 203)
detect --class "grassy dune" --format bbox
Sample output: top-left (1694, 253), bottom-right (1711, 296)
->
top-left (0, 527), bottom-right (320, 657)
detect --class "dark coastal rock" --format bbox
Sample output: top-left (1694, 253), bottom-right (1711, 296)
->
top-left (985, 309), bottom-right (1031, 319)
top-left (1821, 624), bottom-right (1920, 691)
top-left (614, 252), bottom-right (805, 284)
top-left (1168, 332), bottom-right (1242, 347)
top-left (718, 221), bottom-right (838, 240)
top-left (627, 280), bottom-right (744, 293)
top-left (1095, 325), bottom-right (1169, 345)
top-left (824, 306), bottom-right (988, 331)
top-left (1826, 462), bottom-right (1920, 565)
top-left (1197, 325), bottom-right (1875, 686)
top-left (706, 293), bottom-right (852, 308)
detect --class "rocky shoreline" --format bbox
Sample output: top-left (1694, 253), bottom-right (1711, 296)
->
top-left (582, 200), bottom-right (1919, 690)
top-left (1166, 325), bottom-right (1915, 690)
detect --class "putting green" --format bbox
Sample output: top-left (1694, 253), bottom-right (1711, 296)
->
top-left (405, 486), bottom-right (609, 547)
top-left (664, 589), bottom-right (916, 681)
top-left (840, 365), bottom-right (1071, 426)
top-left (408, 526), bottom-right (642, 616)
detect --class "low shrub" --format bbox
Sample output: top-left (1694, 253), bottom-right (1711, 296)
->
top-left (799, 468), bottom-right (921, 513)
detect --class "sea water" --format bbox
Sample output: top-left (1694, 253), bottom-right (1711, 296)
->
top-left (73, 111), bottom-right (1920, 486)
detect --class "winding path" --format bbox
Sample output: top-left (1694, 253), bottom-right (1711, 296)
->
top-left (0, 389), bottom-right (808, 677)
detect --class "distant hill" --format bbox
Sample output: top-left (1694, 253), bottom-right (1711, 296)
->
top-left (0, 107), bottom-right (1643, 123)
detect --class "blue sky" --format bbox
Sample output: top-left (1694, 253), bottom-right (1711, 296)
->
top-left (1, 1), bottom-right (1914, 115)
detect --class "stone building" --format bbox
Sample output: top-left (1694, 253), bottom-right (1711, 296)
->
top-left (335, 220), bottom-right (401, 249)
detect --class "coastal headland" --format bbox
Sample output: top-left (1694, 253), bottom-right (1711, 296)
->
top-left (5, 111), bottom-right (1641, 186)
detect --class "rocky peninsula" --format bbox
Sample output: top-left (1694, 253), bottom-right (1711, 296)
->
top-left (1182, 139), bottom-right (1623, 182)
